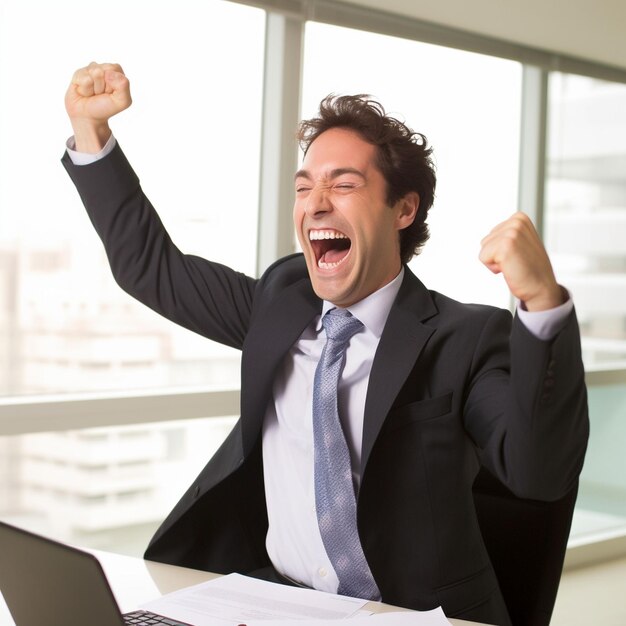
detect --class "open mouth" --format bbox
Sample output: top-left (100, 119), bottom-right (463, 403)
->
top-left (309, 229), bottom-right (351, 269)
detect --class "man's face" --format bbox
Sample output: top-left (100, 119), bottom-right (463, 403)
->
top-left (294, 127), bottom-right (416, 307)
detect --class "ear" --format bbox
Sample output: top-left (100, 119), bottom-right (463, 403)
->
top-left (395, 192), bottom-right (420, 230)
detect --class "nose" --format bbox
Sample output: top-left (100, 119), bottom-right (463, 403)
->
top-left (304, 184), bottom-right (332, 217)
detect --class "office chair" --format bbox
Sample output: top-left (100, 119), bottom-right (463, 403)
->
top-left (472, 467), bottom-right (578, 626)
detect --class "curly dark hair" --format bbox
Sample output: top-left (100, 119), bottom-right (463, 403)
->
top-left (297, 95), bottom-right (436, 264)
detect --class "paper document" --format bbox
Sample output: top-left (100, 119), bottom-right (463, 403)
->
top-left (242, 607), bottom-right (451, 625)
top-left (141, 573), bottom-right (367, 625)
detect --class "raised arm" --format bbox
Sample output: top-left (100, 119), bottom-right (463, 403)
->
top-left (473, 212), bottom-right (588, 498)
top-left (62, 63), bottom-right (257, 349)
top-left (65, 62), bottom-right (132, 153)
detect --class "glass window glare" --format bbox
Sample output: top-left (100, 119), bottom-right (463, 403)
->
top-left (545, 74), bottom-right (626, 369)
top-left (0, 0), bottom-right (265, 397)
top-left (545, 72), bottom-right (626, 546)
top-left (0, 0), bottom-right (261, 555)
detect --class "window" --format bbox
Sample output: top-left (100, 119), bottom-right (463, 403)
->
top-left (571, 382), bottom-right (626, 543)
top-left (0, 415), bottom-right (237, 553)
top-left (545, 73), bottom-right (626, 543)
top-left (545, 74), bottom-right (626, 369)
top-left (0, 0), bottom-right (262, 554)
top-left (2, 0), bottom-right (625, 561)
top-left (0, 0), bottom-right (265, 397)
top-left (302, 21), bottom-right (522, 308)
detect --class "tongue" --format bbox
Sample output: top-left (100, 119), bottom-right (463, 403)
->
top-left (321, 248), bottom-right (349, 264)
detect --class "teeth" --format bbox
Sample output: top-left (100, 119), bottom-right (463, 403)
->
top-left (318, 255), bottom-right (348, 270)
top-left (309, 230), bottom-right (348, 241)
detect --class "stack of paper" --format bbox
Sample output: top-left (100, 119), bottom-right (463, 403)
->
top-left (141, 573), bottom-right (451, 626)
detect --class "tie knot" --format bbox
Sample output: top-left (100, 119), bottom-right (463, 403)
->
top-left (322, 308), bottom-right (363, 345)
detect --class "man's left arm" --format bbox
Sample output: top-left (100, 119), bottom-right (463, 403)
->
top-left (476, 212), bottom-right (589, 499)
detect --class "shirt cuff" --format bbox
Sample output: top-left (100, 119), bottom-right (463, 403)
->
top-left (65, 134), bottom-right (117, 165)
top-left (516, 290), bottom-right (574, 341)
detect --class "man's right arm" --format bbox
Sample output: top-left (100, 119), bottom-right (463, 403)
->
top-left (62, 63), bottom-right (257, 349)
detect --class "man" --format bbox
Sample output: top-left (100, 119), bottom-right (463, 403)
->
top-left (63, 62), bottom-right (588, 625)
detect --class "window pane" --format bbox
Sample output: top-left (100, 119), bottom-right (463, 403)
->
top-left (302, 22), bottom-right (522, 308)
top-left (545, 73), bottom-right (626, 543)
top-left (0, 0), bottom-right (265, 396)
top-left (545, 74), bottom-right (626, 369)
top-left (569, 382), bottom-right (626, 544)
top-left (0, 416), bottom-right (237, 556)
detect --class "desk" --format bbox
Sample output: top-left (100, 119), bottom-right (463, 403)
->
top-left (0, 549), bottom-right (490, 625)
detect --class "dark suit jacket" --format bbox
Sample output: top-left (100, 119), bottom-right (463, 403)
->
top-left (62, 144), bottom-right (589, 625)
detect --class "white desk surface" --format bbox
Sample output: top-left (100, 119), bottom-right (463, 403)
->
top-left (0, 549), bottom-right (490, 625)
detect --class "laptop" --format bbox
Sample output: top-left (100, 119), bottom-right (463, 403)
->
top-left (0, 520), bottom-right (194, 626)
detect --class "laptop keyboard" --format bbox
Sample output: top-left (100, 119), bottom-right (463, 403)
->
top-left (123, 609), bottom-right (192, 625)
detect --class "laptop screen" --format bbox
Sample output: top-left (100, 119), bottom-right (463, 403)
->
top-left (0, 521), bottom-right (125, 626)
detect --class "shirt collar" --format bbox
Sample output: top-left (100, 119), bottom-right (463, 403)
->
top-left (317, 267), bottom-right (405, 339)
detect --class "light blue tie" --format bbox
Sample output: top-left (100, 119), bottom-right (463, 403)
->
top-left (313, 308), bottom-right (380, 599)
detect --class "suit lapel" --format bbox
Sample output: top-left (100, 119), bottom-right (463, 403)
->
top-left (240, 277), bottom-right (321, 456)
top-left (360, 268), bottom-right (438, 474)
top-left (240, 264), bottom-right (438, 470)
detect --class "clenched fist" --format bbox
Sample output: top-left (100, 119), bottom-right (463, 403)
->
top-left (65, 62), bottom-right (132, 153)
top-left (479, 212), bottom-right (564, 311)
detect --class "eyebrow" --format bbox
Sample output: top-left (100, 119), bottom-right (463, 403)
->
top-left (294, 167), bottom-right (367, 181)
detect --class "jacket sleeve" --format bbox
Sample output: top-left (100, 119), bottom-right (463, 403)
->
top-left (62, 143), bottom-right (257, 350)
top-left (463, 307), bottom-right (589, 501)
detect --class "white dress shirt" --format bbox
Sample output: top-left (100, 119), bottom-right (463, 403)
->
top-left (66, 135), bottom-right (574, 594)
top-left (263, 269), bottom-right (404, 594)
